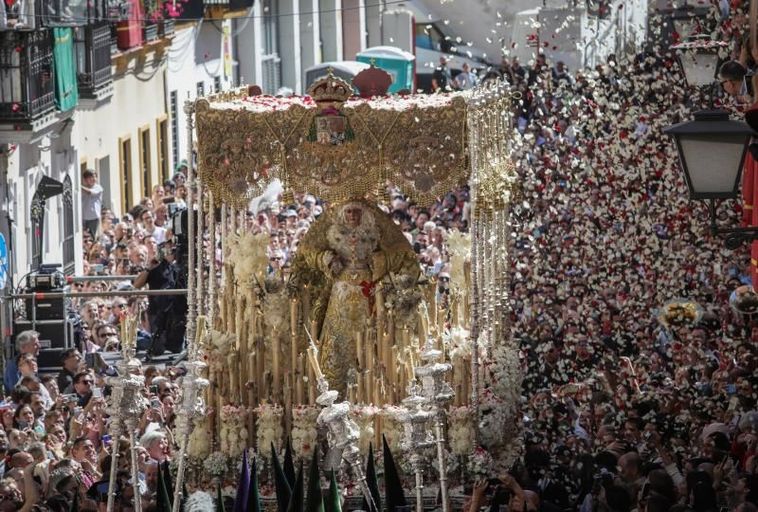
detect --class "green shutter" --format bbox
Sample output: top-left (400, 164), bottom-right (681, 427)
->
top-left (52, 28), bottom-right (79, 112)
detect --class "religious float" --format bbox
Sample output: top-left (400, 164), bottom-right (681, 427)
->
top-left (138, 67), bottom-right (518, 511)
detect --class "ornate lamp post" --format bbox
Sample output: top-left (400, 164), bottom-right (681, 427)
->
top-left (105, 345), bottom-right (148, 512)
top-left (171, 360), bottom-right (210, 512)
top-left (664, 32), bottom-right (757, 248)
top-left (306, 336), bottom-right (378, 512)
top-left (396, 385), bottom-right (435, 512)
top-left (664, 110), bottom-right (755, 248)
top-left (415, 338), bottom-right (454, 512)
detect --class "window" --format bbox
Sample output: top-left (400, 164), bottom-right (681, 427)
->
top-left (414, 23), bottom-right (447, 52)
top-left (138, 126), bottom-right (151, 198)
top-left (96, 156), bottom-right (111, 210)
top-left (262, 0), bottom-right (278, 55)
top-left (156, 116), bottom-right (169, 184)
top-left (62, 175), bottom-right (75, 276)
top-left (118, 136), bottom-right (132, 212)
top-left (196, 81), bottom-right (205, 97)
top-left (214, 75), bottom-right (221, 93)
top-left (170, 90), bottom-right (179, 170)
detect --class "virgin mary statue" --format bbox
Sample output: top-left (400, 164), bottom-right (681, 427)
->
top-left (292, 199), bottom-right (419, 394)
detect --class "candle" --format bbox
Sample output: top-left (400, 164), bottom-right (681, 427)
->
top-left (307, 362), bottom-right (316, 405)
top-left (290, 299), bottom-right (298, 374)
top-left (296, 354), bottom-right (305, 404)
top-left (272, 331), bottom-right (281, 403)
top-left (390, 346), bottom-right (398, 402)
top-left (248, 353), bottom-right (256, 404)
top-left (307, 344), bottom-right (324, 381)
top-left (364, 370), bottom-right (372, 405)
top-left (356, 332), bottom-right (363, 370)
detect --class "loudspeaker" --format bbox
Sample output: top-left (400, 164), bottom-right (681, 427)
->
top-left (24, 293), bottom-right (65, 321)
top-left (13, 319), bottom-right (72, 351)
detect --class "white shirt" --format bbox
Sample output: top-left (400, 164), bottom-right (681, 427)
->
top-left (147, 226), bottom-right (167, 245)
top-left (455, 71), bottom-right (478, 90)
top-left (81, 183), bottom-right (103, 221)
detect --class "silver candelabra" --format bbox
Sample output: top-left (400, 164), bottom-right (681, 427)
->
top-left (105, 347), bottom-right (148, 512)
top-left (415, 338), bottom-right (455, 512)
top-left (172, 360), bottom-right (210, 512)
top-left (306, 335), bottom-right (378, 512)
top-left (396, 385), bottom-right (435, 512)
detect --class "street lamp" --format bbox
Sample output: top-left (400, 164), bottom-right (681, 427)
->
top-left (664, 111), bottom-right (755, 248)
top-left (671, 36), bottom-right (727, 89)
top-left (664, 27), bottom-right (758, 248)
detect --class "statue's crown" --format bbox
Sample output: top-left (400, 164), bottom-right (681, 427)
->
top-left (307, 69), bottom-right (353, 104)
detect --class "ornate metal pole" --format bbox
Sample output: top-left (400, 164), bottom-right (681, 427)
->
top-left (207, 191), bottom-right (216, 333)
top-left (196, 178), bottom-right (205, 322)
top-left (126, 418), bottom-right (142, 512)
top-left (171, 360), bottom-right (209, 512)
top-left (397, 386), bottom-right (435, 512)
top-left (184, 99), bottom-right (197, 349)
top-left (415, 338), bottom-right (454, 512)
top-left (305, 333), bottom-right (377, 512)
top-left (105, 339), bottom-right (147, 512)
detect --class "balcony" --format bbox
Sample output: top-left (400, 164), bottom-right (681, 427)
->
top-left (204, 0), bottom-right (255, 7)
top-left (75, 22), bottom-right (113, 101)
top-left (0, 30), bottom-right (56, 129)
top-left (0, 0), bottom-right (126, 31)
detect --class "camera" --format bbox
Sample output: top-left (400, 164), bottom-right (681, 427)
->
top-left (592, 468), bottom-right (614, 494)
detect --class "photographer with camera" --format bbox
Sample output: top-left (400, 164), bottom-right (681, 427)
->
top-left (133, 238), bottom-right (186, 357)
top-left (467, 474), bottom-right (536, 512)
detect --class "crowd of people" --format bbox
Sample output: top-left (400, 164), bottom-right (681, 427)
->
top-left (482, 7), bottom-right (758, 512)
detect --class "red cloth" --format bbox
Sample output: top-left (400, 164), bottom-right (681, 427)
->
top-left (746, 151), bottom-right (758, 287)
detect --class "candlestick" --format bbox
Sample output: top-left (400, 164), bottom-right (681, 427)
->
top-left (296, 354), bottom-right (305, 405)
top-left (290, 299), bottom-right (298, 376)
top-left (356, 332), bottom-right (364, 370)
top-left (272, 331), bottom-right (281, 403)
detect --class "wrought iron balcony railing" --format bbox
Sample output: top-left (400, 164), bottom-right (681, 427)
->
top-left (0, 30), bottom-right (56, 124)
top-left (74, 21), bottom-right (112, 98)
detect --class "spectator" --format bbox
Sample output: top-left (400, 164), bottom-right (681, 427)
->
top-left (3, 331), bottom-right (39, 393)
top-left (81, 169), bottom-right (104, 238)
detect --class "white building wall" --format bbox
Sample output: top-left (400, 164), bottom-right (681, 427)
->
top-left (4, 124), bottom-right (80, 284)
top-left (75, 49), bottom-right (168, 219)
top-left (167, 22), bottom-right (234, 175)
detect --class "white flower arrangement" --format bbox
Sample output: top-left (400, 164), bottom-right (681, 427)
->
top-left (445, 326), bottom-right (471, 362)
top-left (448, 406), bottom-right (474, 456)
top-left (431, 447), bottom-right (460, 477)
top-left (203, 451), bottom-right (230, 479)
top-left (465, 447), bottom-right (495, 479)
top-left (349, 405), bottom-right (379, 453)
top-left (379, 406), bottom-right (404, 452)
top-left (255, 403), bottom-right (284, 456)
top-left (220, 405), bottom-right (249, 458)
top-left (185, 491), bottom-right (215, 512)
top-left (226, 231), bottom-right (269, 286)
top-left (446, 230), bottom-right (471, 293)
top-left (291, 405), bottom-right (320, 459)
top-left (479, 331), bottom-right (523, 470)
top-left (187, 416), bottom-right (212, 459)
